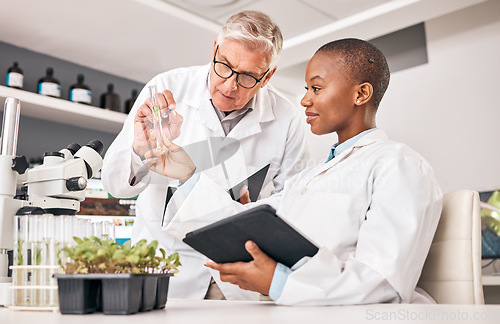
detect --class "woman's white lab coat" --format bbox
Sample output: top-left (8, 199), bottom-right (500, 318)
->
top-left (101, 64), bottom-right (309, 300)
top-left (163, 129), bottom-right (443, 305)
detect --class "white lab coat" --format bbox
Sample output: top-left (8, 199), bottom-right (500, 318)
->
top-left (101, 64), bottom-right (309, 300)
top-left (162, 129), bottom-right (443, 306)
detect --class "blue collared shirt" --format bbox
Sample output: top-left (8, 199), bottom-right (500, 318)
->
top-left (268, 128), bottom-right (377, 301)
top-left (325, 128), bottom-right (377, 162)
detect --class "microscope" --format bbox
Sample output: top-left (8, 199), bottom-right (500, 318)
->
top-left (0, 97), bottom-right (104, 306)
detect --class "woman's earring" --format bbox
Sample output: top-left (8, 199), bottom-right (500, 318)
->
top-left (356, 99), bottom-right (360, 104)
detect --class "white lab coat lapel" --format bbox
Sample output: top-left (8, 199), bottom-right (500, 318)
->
top-left (197, 102), bottom-right (226, 138)
top-left (214, 85), bottom-right (277, 187)
top-left (175, 64), bottom-right (225, 139)
top-left (214, 104), bottom-right (264, 185)
top-left (226, 85), bottom-right (275, 142)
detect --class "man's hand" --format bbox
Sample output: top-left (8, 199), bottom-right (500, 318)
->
top-left (133, 89), bottom-right (183, 159)
top-left (205, 241), bottom-right (277, 295)
top-left (158, 90), bottom-right (183, 141)
top-left (144, 134), bottom-right (195, 183)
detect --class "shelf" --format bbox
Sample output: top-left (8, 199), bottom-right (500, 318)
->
top-left (0, 85), bottom-right (127, 134)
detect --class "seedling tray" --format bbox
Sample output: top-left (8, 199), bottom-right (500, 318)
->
top-left (54, 273), bottom-right (172, 315)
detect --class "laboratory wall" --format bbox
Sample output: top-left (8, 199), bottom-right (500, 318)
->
top-left (382, 0), bottom-right (500, 193)
top-left (302, 0), bottom-right (500, 194)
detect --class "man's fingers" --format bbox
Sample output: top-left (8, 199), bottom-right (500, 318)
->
top-left (144, 146), bottom-right (166, 159)
top-left (161, 134), bottom-right (180, 151)
top-left (136, 102), bottom-right (152, 118)
top-left (160, 89), bottom-right (176, 110)
top-left (168, 110), bottom-right (183, 124)
top-left (146, 157), bottom-right (158, 168)
top-left (238, 185), bottom-right (251, 205)
top-left (239, 185), bottom-right (248, 197)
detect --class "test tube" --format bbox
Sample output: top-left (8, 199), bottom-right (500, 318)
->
top-left (83, 218), bottom-right (91, 238)
top-left (102, 221), bottom-right (115, 242)
top-left (29, 215), bottom-right (45, 306)
top-left (57, 216), bottom-right (74, 271)
top-left (74, 218), bottom-right (86, 240)
top-left (54, 215), bottom-right (66, 267)
top-left (92, 221), bottom-right (103, 238)
top-left (148, 85), bottom-right (164, 148)
top-left (13, 215), bottom-right (29, 306)
top-left (42, 215), bottom-right (51, 299)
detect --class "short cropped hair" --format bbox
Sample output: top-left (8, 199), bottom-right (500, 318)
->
top-left (317, 38), bottom-right (390, 108)
top-left (217, 10), bottom-right (283, 69)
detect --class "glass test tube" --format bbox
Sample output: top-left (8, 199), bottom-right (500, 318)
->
top-left (92, 221), bottom-right (103, 238)
top-left (43, 215), bottom-right (58, 306)
top-left (57, 216), bottom-right (75, 271)
top-left (74, 218), bottom-right (86, 240)
top-left (28, 215), bottom-right (45, 306)
top-left (42, 215), bottom-right (51, 304)
top-left (13, 215), bottom-right (29, 306)
top-left (102, 220), bottom-right (115, 241)
top-left (148, 85), bottom-right (164, 148)
top-left (53, 216), bottom-right (66, 270)
top-left (84, 218), bottom-right (93, 238)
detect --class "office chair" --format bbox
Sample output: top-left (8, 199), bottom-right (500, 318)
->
top-left (418, 189), bottom-right (484, 304)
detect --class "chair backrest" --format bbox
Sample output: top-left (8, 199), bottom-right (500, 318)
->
top-left (418, 189), bottom-right (484, 304)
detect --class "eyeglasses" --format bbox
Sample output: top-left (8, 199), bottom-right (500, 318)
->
top-left (212, 46), bottom-right (269, 89)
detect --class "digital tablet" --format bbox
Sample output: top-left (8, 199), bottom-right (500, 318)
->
top-left (182, 204), bottom-right (318, 268)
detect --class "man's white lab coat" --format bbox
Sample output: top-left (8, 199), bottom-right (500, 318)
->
top-left (101, 64), bottom-right (309, 300)
top-left (163, 129), bottom-right (443, 305)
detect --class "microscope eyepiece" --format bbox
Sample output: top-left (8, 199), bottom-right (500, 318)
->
top-left (44, 152), bottom-right (65, 158)
top-left (86, 140), bottom-right (104, 155)
top-left (74, 140), bottom-right (104, 179)
top-left (66, 143), bottom-right (81, 156)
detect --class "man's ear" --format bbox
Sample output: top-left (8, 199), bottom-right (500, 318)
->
top-left (354, 82), bottom-right (373, 106)
top-left (260, 66), bottom-right (277, 88)
top-left (211, 40), bottom-right (218, 59)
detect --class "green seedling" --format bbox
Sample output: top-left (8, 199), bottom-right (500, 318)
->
top-left (58, 236), bottom-right (180, 274)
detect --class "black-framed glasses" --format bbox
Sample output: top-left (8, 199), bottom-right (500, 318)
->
top-left (212, 46), bottom-right (269, 89)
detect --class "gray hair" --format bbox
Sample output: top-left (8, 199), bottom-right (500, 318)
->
top-left (217, 10), bottom-right (283, 68)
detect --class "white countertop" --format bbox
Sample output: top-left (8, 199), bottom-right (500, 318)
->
top-left (2, 299), bottom-right (500, 324)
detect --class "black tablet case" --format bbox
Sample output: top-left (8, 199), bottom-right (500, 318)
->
top-left (182, 204), bottom-right (318, 268)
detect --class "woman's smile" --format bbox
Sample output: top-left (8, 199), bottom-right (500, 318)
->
top-left (305, 111), bottom-right (319, 124)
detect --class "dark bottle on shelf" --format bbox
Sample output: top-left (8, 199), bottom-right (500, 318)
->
top-left (38, 67), bottom-right (61, 98)
top-left (69, 74), bottom-right (92, 105)
top-left (124, 89), bottom-right (138, 114)
top-left (6, 62), bottom-right (24, 89)
top-left (100, 83), bottom-right (121, 112)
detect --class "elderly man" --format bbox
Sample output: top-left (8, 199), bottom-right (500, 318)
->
top-left (101, 10), bottom-right (308, 300)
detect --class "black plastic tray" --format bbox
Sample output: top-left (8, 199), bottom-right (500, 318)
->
top-left (54, 273), bottom-right (172, 315)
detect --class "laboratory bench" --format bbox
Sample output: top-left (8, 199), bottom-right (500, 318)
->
top-left (2, 299), bottom-right (500, 324)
